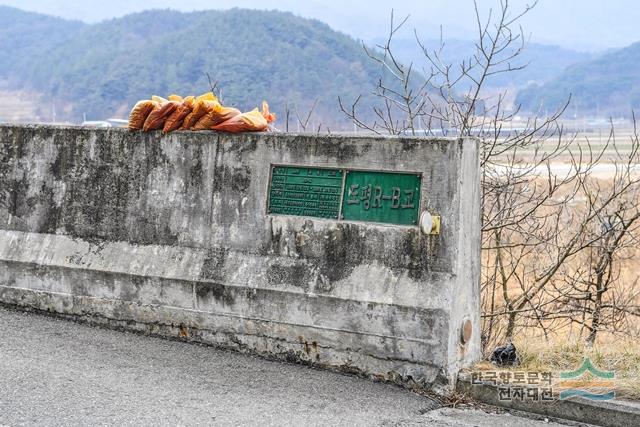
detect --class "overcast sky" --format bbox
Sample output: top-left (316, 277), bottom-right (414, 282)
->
top-left (2, 0), bottom-right (638, 51)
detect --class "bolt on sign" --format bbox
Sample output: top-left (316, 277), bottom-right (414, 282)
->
top-left (267, 165), bottom-right (422, 226)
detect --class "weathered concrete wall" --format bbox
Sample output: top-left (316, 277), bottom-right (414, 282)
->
top-left (0, 124), bottom-right (480, 390)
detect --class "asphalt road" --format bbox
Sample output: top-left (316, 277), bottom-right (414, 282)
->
top-left (0, 307), bottom-right (568, 426)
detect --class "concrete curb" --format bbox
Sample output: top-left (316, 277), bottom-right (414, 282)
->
top-left (457, 373), bottom-right (640, 427)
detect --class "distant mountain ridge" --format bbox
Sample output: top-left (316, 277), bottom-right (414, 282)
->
top-left (0, 6), bottom-right (86, 77)
top-left (371, 37), bottom-right (596, 89)
top-left (1, 5), bottom-right (635, 124)
top-left (516, 41), bottom-right (640, 116)
top-left (0, 6), bottom-right (386, 125)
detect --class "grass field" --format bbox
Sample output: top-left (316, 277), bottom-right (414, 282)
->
top-left (471, 337), bottom-right (640, 399)
top-left (0, 87), bottom-right (41, 122)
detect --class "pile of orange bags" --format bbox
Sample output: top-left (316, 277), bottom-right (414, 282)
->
top-left (128, 92), bottom-right (276, 133)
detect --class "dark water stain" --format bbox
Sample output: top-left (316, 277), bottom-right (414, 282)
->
top-left (195, 282), bottom-right (236, 308)
top-left (200, 247), bottom-right (227, 282)
top-left (266, 264), bottom-right (310, 291)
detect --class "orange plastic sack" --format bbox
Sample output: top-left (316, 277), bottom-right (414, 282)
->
top-left (163, 96), bottom-right (195, 134)
top-left (143, 100), bottom-right (179, 131)
top-left (212, 102), bottom-right (276, 133)
top-left (261, 101), bottom-right (277, 123)
top-left (192, 105), bottom-right (241, 130)
top-left (180, 92), bottom-right (219, 129)
top-left (128, 100), bottom-right (158, 130)
top-left (195, 92), bottom-right (216, 102)
top-left (183, 100), bottom-right (218, 130)
top-left (152, 95), bottom-right (169, 104)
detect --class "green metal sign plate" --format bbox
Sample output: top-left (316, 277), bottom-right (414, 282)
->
top-left (267, 165), bottom-right (421, 226)
top-left (341, 170), bottom-right (421, 225)
top-left (268, 166), bottom-right (343, 219)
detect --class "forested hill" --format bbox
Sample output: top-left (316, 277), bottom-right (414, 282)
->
top-left (0, 6), bottom-right (86, 76)
top-left (0, 6), bottom-right (385, 126)
top-left (516, 41), bottom-right (640, 116)
top-left (372, 37), bottom-right (594, 90)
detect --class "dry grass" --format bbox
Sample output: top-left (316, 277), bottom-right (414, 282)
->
top-left (480, 169), bottom-right (640, 399)
top-left (472, 337), bottom-right (640, 399)
top-left (0, 82), bottom-right (42, 122)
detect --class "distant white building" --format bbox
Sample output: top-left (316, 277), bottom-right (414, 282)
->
top-left (81, 119), bottom-right (128, 128)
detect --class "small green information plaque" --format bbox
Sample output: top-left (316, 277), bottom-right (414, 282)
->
top-left (268, 166), bottom-right (343, 218)
top-left (267, 165), bottom-right (421, 226)
top-left (341, 170), bottom-right (421, 225)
